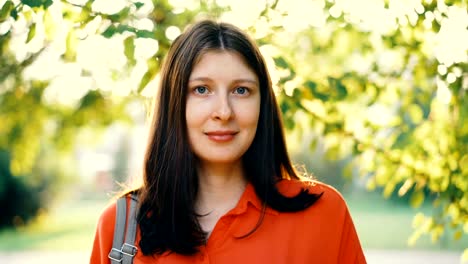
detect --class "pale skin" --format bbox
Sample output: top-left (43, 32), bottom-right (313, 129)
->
top-left (185, 50), bottom-right (261, 237)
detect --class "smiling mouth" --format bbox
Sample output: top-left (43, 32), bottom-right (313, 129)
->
top-left (204, 131), bottom-right (238, 142)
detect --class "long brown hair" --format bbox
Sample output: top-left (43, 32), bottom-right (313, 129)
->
top-left (137, 20), bottom-right (322, 256)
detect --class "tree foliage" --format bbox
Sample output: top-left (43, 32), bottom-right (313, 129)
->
top-left (0, 0), bottom-right (466, 255)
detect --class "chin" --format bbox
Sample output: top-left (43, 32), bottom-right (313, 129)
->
top-left (199, 155), bottom-right (243, 165)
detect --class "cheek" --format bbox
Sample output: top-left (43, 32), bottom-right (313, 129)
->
top-left (185, 100), bottom-right (207, 128)
top-left (236, 102), bottom-right (260, 129)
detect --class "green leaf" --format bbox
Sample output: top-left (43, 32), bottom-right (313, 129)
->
top-left (10, 6), bottom-right (17, 19)
top-left (408, 230), bottom-right (422, 247)
top-left (44, 0), bottom-right (52, 8)
top-left (22, 0), bottom-right (43, 8)
top-left (412, 213), bottom-right (425, 228)
top-left (292, 88), bottom-right (302, 101)
top-left (137, 59), bottom-right (159, 93)
top-left (453, 230), bottom-right (462, 241)
top-left (273, 56), bottom-right (289, 69)
top-left (124, 36), bottom-right (135, 66)
top-left (383, 182), bottom-right (396, 198)
top-left (102, 24), bottom-right (137, 38)
top-left (138, 71), bottom-right (153, 93)
top-left (375, 167), bottom-right (391, 186)
top-left (309, 137), bottom-right (318, 152)
top-left (64, 29), bottom-right (77, 61)
top-left (108, 7), bottom-right (130, 22)
top-left (76, 6), bottom-right (91, 23)
top-left (408, 104), bottom-right (424, 124)
top-left (305, 81), bottom-right (328, 101)
top-left (273, 56), bottom-right (295, 83)
top-left (43, 9), bottom-right (56, 40)
top-left (102, 25), bottom-right (117, 38)
top-left (392, 130), bottom-right (412, 149)
top-left (78, 90), bottom-right (104, 109)
top-left (134, 2), bottom-right (145, 9)
top-left (343, 161), bottom-right (354, 179)
top-left (410, 190), bottom-right (425, 208)
top-left (431, 224), bottom-right (444, 242)
top-left (459, 155), bottom-right (468, 174)
top-left (283, 115), bottom-right (295, 130)
top-left (327, 77), bottom-right (348, 100)
top-left (21, 0), bottom-right (52, 8)
top-left (366, 177), bottom-right (376, 191)
top-left (26, 23), bottom-right (36, 43)
top-left (280, 100), bottom-right (290, 114)
top-left (0, 1), bottom-right (14, 22)
top-left (136, 30), bottom-right (154, 39)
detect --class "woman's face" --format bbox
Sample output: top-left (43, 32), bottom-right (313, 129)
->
top-left (186, 50), bottom-right (260, 166)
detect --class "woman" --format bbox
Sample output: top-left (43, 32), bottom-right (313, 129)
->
top-left (91, 20), bottom-right (366, 263)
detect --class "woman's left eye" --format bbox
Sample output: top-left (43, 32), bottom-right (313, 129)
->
top-left (194, 86), bottom-right (208, 94)
top-left (234, 87), bottom-right (248, 95)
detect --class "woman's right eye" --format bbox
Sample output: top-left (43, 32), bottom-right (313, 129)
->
top-left (194, 86), bottom-right (208, 94)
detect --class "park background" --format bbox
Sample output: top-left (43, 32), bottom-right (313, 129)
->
top-left (0, 0), bottom-right (467, 263)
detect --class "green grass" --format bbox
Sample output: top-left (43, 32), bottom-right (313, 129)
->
top-left (346, 190), bottom-right (468, 251)
top-left (0, 197), bottom-right (109, 251)
top-left (0, 190), bottom-right (466, 252)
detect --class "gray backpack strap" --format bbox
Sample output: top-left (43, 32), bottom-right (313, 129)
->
top-left (108, 194), bottom-right (139, 264)
top-left (108, 197), bottom-right (127, 263)
top-left (122, 194), bottom-right (138, 264)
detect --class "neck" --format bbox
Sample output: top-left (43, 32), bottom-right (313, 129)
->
top-left (195, 161), bottom-right (247, 215)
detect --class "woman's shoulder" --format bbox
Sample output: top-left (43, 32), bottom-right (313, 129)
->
top-left (91, 193), bottom-right (138, 263)
top-left (96, 194), bottom-right (136, 234)
top-left (96, 198), bottom-right (118, 235)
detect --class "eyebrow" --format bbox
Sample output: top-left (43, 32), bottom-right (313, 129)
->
top-left (188, 77), bottom-right (259, 86)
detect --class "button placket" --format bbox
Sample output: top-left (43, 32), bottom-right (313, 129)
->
top-left (206, 215), bottom-right (234, 250)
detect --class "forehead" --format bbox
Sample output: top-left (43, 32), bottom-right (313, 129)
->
top-left (189, 50), bottom-right (258, 81)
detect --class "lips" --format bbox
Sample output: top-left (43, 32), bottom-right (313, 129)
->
top-left (205, 130), bottom-right (238, 142)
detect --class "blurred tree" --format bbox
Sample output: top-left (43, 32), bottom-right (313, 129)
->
top-left (0, 150), bottom-right (42, 229)
top-left (258, 0), bottom-right (467, 254)
top-left (111, 131), bottom-right (130, 187)
top-left (0, 0), bottom-right (466, 258)
top-left (0, 0), bottom-right (206, 228)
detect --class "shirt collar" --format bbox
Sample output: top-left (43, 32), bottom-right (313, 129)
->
top-left (228, 183), bottom-right (279, 216)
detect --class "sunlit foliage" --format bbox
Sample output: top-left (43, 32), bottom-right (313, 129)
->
top-left (0, 0), bottom-right (466, 256)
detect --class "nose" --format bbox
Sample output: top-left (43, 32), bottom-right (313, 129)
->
top-left (212, 94), bottom-right (233, 121)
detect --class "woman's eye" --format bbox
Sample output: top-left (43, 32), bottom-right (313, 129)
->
top-left (235, 87), bottom-right (248, 95)
top-left (195, 86), bottom-right (208, 94)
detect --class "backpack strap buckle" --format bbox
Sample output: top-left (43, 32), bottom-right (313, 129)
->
top-left (122, 243), bottom-right (138, 257)
top-left (108, 248), bottom-right (123, 262)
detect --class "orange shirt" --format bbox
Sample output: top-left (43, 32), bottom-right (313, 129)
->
top-left (90, 180), bottom-right (366, 263)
